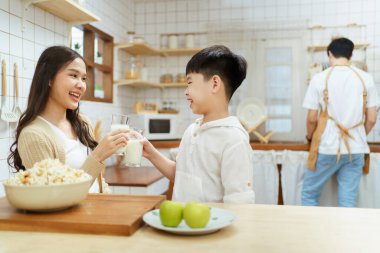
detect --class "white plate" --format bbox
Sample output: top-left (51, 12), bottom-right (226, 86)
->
top-left (236, 97), bottom-right (266, 127)
top-left (143, 207), bottom-right (236, 235)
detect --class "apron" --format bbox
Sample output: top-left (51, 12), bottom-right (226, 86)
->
top-left (307, 65), bottom-right (370, 174)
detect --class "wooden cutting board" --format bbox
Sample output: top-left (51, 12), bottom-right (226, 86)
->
top-left (0, 194), bottom-right (165, 236)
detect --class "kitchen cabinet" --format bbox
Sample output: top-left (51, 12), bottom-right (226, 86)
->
top-left (149, 140), bottom-right (380, 152)
top-left (23, 0), bottom-right (100, 23)
top-left (152, 141), bottom-right (380, 205)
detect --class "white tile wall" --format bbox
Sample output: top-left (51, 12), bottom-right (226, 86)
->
top-left (2, 0), bottom-right (380, 182)
top-left (133, 0), bottom-right (380, 141)
top-left (0, 0), bottom-right (135, 184)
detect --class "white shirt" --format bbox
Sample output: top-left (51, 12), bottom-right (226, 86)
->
top-left (303, 66), bottom-right (380, 154)
top-left (39, 116), bottom-right (100, 193)
top-left (173, 116), bottom-right (255, 204)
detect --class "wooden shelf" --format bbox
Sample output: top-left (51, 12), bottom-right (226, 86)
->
top-left (83, 97), bottom-right (112, 103)
top-left (79, 24), bottom-right (113, 103)
top-left (86, 60), bottom-right (112, 73)
top-left (114, 42), bottom-right (202, 56)
top-left (160, 48), bottom-right (203, 56)
top-left (308, 42), bottom-right (369, 52)
top-left (28, 0), bottom-right (100, 23)
top-left (160, 82), bottom-right (187, 88)
top-left (114, 43), bottom-right (161, 56)
top-left (114, 80), bottom-right (186, 88)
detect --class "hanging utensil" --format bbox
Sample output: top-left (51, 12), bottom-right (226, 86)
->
top-left (1, 60), bottom-right (18, 122)
top-left (94, 119), bottom-right (104, 193)
top-left (12, 63), bottom-right (22, 118)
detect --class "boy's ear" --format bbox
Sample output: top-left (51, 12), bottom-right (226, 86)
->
top-left (211, 75), bottom-right (222, 93)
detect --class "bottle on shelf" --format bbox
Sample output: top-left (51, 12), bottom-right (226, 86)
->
top-left (126, 57), bottom-right (141, 80)
top-left (168, 34), bottom-right (178, 49)
top-left (140, 65), bottom-right (148, 80)
top-left (127, 31), bottom-right (135, 43)
top-left (185, 34), bottom-right (195, 48)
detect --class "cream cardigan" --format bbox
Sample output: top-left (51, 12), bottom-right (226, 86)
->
top-left (17, 116), bottom-right (105, 182)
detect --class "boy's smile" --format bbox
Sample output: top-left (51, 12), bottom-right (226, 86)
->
top-left (187, 98), bottom-right (193, 107)
top-left (185, 73), bottom-right (210, 114)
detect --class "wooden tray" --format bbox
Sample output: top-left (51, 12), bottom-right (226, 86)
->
top-left (0, 194), bottom-right (165, 236)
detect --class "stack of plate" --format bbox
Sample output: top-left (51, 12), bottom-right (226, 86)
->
top-left (236, 97), bottom-right (267, 128)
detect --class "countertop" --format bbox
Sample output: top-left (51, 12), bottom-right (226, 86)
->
top-left (105, 165), bottom-right (164, 186)
top-left (0, 203), bottom-right (379, 253)
top-left (151, 140), bottom-right (380, 152)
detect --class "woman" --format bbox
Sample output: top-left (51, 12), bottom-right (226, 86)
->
top-left (7, 46), bottom-right (128, 192)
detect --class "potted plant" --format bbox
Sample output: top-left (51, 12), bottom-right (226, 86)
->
top-left (74, 43), bottom-right (82, 55)
top-left (94, 84), bottom-right (104, 98)
top-left (95, 51), bottom-right (103, 64)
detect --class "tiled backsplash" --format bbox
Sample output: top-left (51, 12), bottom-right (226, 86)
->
top-left (0, 0), bottom-right (135, 189)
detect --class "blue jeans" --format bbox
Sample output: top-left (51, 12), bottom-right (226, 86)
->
top-left (302, 153), bottom-right (364, 207)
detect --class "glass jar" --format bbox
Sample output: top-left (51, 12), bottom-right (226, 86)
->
top-left (126, 57), bottom-right (141, 80)
top-left (127, 31), bottom-right (135, 43)
top-left (168, 34), bottom-right (178, 49)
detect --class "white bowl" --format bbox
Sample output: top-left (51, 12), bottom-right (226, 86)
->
top-left (2, 179), bottom-right (92, 212)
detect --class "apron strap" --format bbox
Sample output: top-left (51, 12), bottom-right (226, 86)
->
top-left (328, 116), bottom-right (363, 162)
top-left (348, 66), bottom-right (367, 120)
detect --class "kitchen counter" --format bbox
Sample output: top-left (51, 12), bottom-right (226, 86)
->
top-left (105, 165), bottom-right (169, 195)
top-left (106, 166), bottom-right (164, 187)
top-left (0, 203), bottom-right (379, 253)
top-left (151, 140), bottom-right (380, 152)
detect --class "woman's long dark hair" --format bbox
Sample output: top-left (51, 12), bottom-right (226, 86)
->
top-left (8, 46), bottom-right (98, 172)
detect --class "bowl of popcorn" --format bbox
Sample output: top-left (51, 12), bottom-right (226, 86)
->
top-left (2, 159), bottom-right (92, 212)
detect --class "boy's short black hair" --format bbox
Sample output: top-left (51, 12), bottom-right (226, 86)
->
top-left (186, 45), bottom-right (247, 100)
top-left (327, 37), bottom-right (354, 59)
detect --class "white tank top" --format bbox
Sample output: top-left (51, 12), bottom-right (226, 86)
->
top-left (38, 116), bottom-right (99, 193)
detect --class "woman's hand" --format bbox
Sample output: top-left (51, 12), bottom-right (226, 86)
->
top-left (91, 129), bottom-right (129, 162)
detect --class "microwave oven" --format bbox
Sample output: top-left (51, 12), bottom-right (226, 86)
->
top-left (128, 114), bottom-right (187, 140)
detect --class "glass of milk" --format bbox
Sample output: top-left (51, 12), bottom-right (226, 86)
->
top-left (123, 127), bottom-right (144, 167)
top-left (111, 113), bottom-right (129, 155)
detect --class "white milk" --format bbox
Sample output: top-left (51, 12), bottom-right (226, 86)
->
top-left (110, 124), bottom-right (129, 155)
top-left (110, 124), bottom-right (129, 132)
top-left (123, 139), bottom-right (143, 166)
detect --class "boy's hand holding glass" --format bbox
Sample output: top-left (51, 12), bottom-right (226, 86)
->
top-left (122, 127), bottom-right (144, 167)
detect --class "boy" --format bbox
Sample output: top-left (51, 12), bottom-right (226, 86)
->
top-left (142, 45), bottom-right (255, 203)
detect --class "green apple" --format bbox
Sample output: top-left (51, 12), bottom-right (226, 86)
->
top-left (159, 200), bottom-right (183, 227)
top-left (183, 202), bottom-right (211, 228)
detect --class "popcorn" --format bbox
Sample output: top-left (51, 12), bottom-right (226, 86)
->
top-left (6, 159), bottom-right (92, 186)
